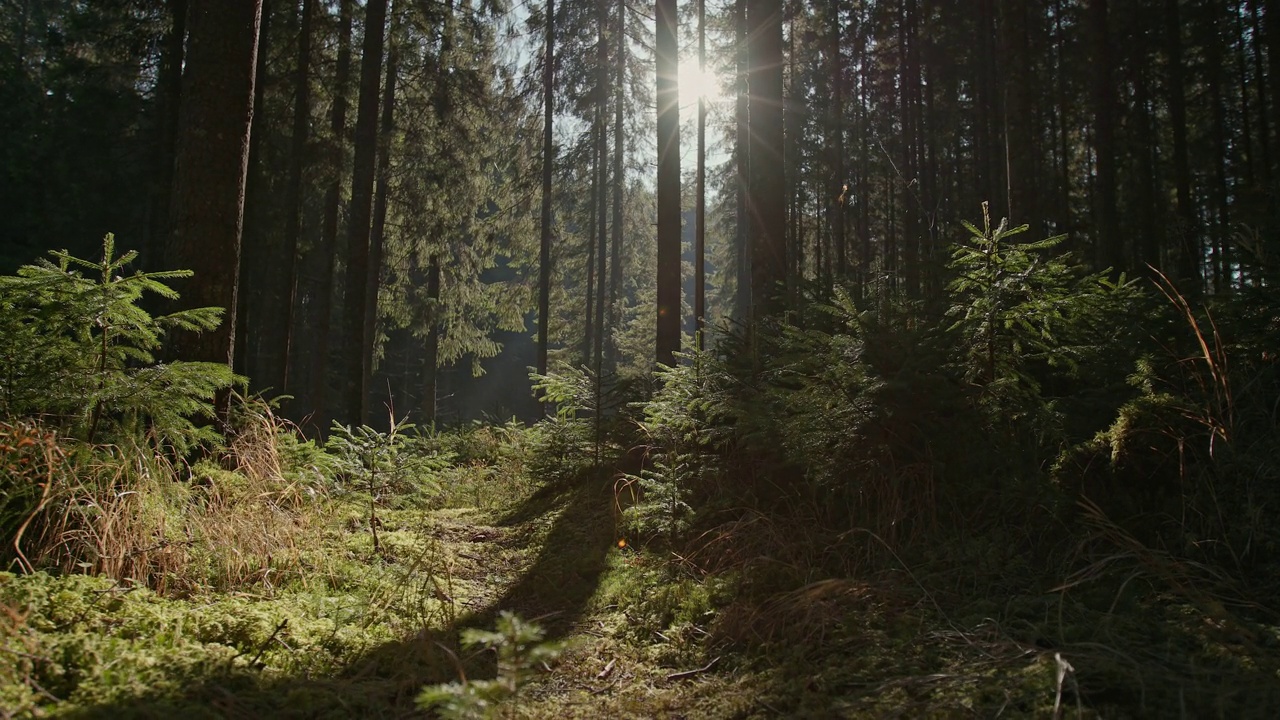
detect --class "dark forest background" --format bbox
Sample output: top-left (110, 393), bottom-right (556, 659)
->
top-left (5, 0), bottom-right (1277, 431)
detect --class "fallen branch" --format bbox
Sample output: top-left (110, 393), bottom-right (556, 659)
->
top-left (665, 656), bottom-right (719, 681)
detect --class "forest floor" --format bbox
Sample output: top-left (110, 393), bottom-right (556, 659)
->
top-left (5, 450), bottom-right (1280, 718)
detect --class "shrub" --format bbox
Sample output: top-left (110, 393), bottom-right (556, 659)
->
top-left (0, 234), bottom-right (239, 452)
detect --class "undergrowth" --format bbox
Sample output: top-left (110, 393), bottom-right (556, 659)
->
top-left (4, 213), bottom-right (1280, 717)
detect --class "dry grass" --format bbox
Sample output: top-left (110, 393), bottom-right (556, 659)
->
top-left (6, 400), bottom-right (331, 596)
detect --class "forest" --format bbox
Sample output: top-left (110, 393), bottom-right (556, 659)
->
top-left (3, 0), bottom-right (1280, 716)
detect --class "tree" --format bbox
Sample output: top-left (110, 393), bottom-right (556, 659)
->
top-left (747, 0), bottom-right (785, 322)
top-left (310, 0), bottom-right (355, 431)
top-left (655, 0), bottom-right (681, 366)
top-left (695, 0), bottom-right (708, 348)
top-left (341, 0), bottom-right (389, 425)
top-left (166, 0), bottom-right (263, 413)
top-left (275, 0), bottom-right (316, 400)
top-left (538, 0), bottom-right (556, 378)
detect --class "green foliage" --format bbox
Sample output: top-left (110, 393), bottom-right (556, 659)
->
top-left (327, 418), bottom-right (445, 553)
top-left (0, 234), bottom-right (240, 451)
top-left (416, 611), bottom-right (563, 719)
top-left (531, 365), bottom-right (598, 420)
top-left (945, 203), bottom-right (1142, 420)
top-left (620, 451), bottom-right (694, 543)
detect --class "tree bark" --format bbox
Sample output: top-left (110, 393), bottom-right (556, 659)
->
top-left (827, 1), bottom-right (845, 281)
top-left (1089, 0), bottom-right (1122, 272)
top-left (145, 0), bottom-right (187, 273)
top-left (277, 0), bottom-right (314, 402)
top-left (747, 0), bottom-right (786, 321)
top-left (422, 255), bottom-right (441, 424)
top-left (695, 0), bottom-right (707, 348)
top-left (340, 0), bottom-right (388, 425)
top-left (608, 0), bottom-right (625, 368)
top-left (167, 0), bottom-right (263, 417)
top-left (537, 0), bottom-right (555, 378)
top-left (593, 2), bottom-right (609, 371)
top-left (366, 11), bottom-right (399, 419)
top-left (311, 0), bottom-right (354, 432)
top-left (1166, 0), bottom-right (1198, 284)
top-left (734, 0), bottom-right (751, 321)
top-left (236, 0), bottom-right (273, 382)
top-left (655, 0), bottom-right (681, 366)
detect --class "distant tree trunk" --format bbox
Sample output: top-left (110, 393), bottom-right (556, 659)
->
top-left (1089, 0), bottom-right (1122, 272)
top-left (1134, 47), bottom-right (1161, 271)
top-left (421, 254), bottom-right (441, 424)
top-left (167, 0), bottom-right (263, 418)
top-left (695, 0), bottom-right (707, 348)
top-left (277, 0), bottom-right (314, 402)
top-left (311, 0), bottom-right (354, 432)
top-left (1266, 0), bottom-right (1280, 178)
top-left (340, 0), bottom-right (388, 425)
top-left (594, 5), bottom-right (608, 372)
top-left (747, 0), bottom-right (786, 321)
top-left (854, 9), bottom-right (872, 290)
top-left (537, 0), bottom-right (555, 378)
top-left (1205, 6), bottom-right (1233, 292)
top-left (584, 131), bottom-right (598, 367)
top-left (1166, 0), bottom-right (1198, 285)
top-left (607, 0), bottom-right (625, 368)
top-left (237, 0), bottom-right (273, 382)
top-left (1054, 0), bottom-right (1072, 236)
top-left (366, 13), bottom-right (399, 419)
top-left (145, 0), bottom-right (187, 272)
top-left (1234, 0), bottom-right (1256, 186)
top-left (1248, 0), bottom-right (1271, 184)
top-left (1002, 0), bottom-right (1038, 227)
top-left (784, 0), bottom-right (799, 305)
top-left (827, 2), bottom-right (845, 281)
top-left (734, 0), bottom-right (751, 321)
top-left (655, 0), bottom-right (681, 366)
top-left (899, 0), bottom-right (920, 297)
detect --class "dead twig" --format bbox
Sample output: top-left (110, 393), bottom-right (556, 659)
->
top-left (665, 655), bottom-right (719, 681)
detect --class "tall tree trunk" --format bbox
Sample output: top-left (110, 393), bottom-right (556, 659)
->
top-left (1166, 0), bottom-right (1199, 285)
top-left (594, 3), bottom-right (609, 370)
top-left (899, 0), bottom-right (920, 297)
top-left (1206, 5), bottom-right (1233, 293)
top-left (237, 0), bottom-right (273, 382)
top-left (608, 0), bottom-right (625, 368)
top-left (537, 0), bottom-right (555, 377)
top-left (366, 11), bottom-right (399, 420)
top-left (584, 131), bottom-right (598, 367)
top-left (1234, 0), bottom-right (1256, 185)
top-left (1135, 46), bottom-right (1162, 270)
top-left (277, 0), bottom-right (315, 403)
top-left (655, 0), bottom-right (681, 366)
top-left (1089, 0), bottom-right (1122, 272)
top-left (747, 0), bottom-right (786, 322)
top-left (341, 0), bottom-right (389, 425)
top-left (145, 0), bottom-right (187, 272)
top-left (167, 0), bottom-right (263, 418)
top-left (312, 0), bottom-right (354, 433)
top-left (1249, 0), bottom-right (1272, 184)
top-left (1001, 0), bottom-right (1037, 226)
top-left (422, 255), bottom-right (441, 424)
top-left (695, 0), bottom-right (707, 348)
top-left (1265, 0), bottom-right (1280, 182)
top-left (827, 1), bottom-right (845, 281)
top-left (734, 0), bottom-right (751, 321)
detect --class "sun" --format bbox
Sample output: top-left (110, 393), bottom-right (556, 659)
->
top-left (678, 60), bottom-right (721, 111)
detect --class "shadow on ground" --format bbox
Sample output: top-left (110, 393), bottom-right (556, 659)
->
top-left (64, 473), bottom-right (619, 719)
